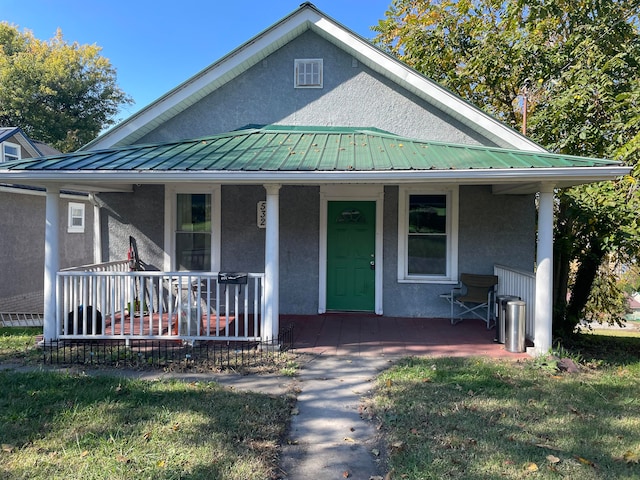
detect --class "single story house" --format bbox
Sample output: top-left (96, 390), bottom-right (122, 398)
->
top-left (0, 127), bottom-right (94, 323)
top-left (0, 3), bottom-right (629, 354)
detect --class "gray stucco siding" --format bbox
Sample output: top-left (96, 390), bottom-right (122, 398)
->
top-left (0, 191), bottom-right (94, 312)
top-left (381, 185), bottom-right (536, 318)
top-left (278, 186), bottom-right (320, 314)
top-left (137, 31), bottom-right (494, 147)
top-left (220, 185), bottom-right (320, 315)
top-left (457, 186), bottom-right (536, 274)
top-left (96, 183), bottom-right (534, 318)
top-left (97, 185), bottom-right (165, 271)
top-left (220, 185), bottom-right (265, 272)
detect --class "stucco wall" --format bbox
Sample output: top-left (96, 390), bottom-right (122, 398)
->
top-left (0, 190), bottom-right (94, 313)
top-left (97, 185), bottom-right (165, 271)
top-left (137, 30), bottom-right (494, 147)
top-left (94, 183), bottom-right (535, 318)
top-left (382, 185), bottom-right (536, 317)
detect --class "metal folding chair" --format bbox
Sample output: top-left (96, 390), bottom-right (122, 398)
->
top-left (450, 273), bottom-right (498, 328)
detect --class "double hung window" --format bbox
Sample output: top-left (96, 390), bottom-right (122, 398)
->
top-left (398, 186), bottom-right (458, 282)
top-left (67, 202), bottom-right (85, 233)
top-left (175, 193), bottom-right (211, 271)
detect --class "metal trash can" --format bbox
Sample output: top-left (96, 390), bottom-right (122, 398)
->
top-left (495, 295), bottom-right (520, 344)
top-left (505, 300), bottom-right (526, 353)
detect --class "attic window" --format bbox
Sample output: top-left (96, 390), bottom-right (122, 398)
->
top-left (2, 142), bottom-right (20, 162)
top-left (294, 59), bottom-right (323, 88)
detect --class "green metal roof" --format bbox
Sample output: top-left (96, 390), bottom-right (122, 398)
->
top-left (2, 126), bottom-right (620, 173)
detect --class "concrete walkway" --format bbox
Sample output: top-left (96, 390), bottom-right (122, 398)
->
top-left (279, 354), bottom-right (392, 479)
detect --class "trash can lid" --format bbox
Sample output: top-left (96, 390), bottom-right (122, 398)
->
top-left (506, 299), bottom-right (526, 306)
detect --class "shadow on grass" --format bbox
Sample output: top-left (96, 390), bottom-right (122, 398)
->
top-left (372, 357), bottom-right (640, 479)
top-left (562, 332), bottom-right (640, 366)
top-left (0, 370), bottom-right (293, 480)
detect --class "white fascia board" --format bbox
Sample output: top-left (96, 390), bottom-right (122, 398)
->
top-left (0, 166), bottom-right (628, 188)
top-left (0, 184), bottom-right (90, 199)
top-left (310, 16), bottom-right (544, 153)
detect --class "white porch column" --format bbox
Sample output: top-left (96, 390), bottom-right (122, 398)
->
top-left (43, 186), bottom-right (61, 341)
top-left (534, 186), bottom-right (554, 355)
top-left (263, 184), bottom-right (281, 342)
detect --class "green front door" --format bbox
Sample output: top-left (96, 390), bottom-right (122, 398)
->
top-left (326, 201), bottom-right (376, 311)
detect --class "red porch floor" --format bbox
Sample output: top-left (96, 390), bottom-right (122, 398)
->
top-left (282, 314), bottom-right (530, 359)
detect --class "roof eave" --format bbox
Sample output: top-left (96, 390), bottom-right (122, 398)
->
top-left (0, 166), bottom-right (628, 194)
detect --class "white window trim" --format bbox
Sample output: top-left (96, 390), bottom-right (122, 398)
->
top-left (397, 185), bottom-right (459, 284)
top-left (67, 202), bottom-right (85, 233)
top-left (2, 141), bottom-right (20, 162)
top-left (294, 58), bottom-right (323, 88)
top-left (164, 184), bottom-right (221, 272)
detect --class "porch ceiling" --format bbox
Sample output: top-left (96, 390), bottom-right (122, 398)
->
top-left (0, 125), bottom-right (629, 194)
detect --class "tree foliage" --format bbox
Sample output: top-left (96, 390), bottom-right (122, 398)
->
top-left (0, 23), bottom-right (132, 152)
top-left (374, 0), bottom-right (640, 336)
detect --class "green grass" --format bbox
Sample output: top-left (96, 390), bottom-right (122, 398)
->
top-left (0, 327), bottom-right (42, 364)
top-left (0, 327), bottom-right (295, 479)
top-left (0, 371), bottom-right (293, 479)
top-left (588, 328), bottom-right (640, 338)
top-left (563, 332), bottom-right (640, 366)
top-left (370, 356), bottom-right (640, 479)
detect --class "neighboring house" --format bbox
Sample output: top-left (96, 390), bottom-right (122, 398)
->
top-left (0, 127), bottom-right (94, 320)
top-left (626, 293), bottom-right (640, 322)
top-left (0, 4), bottom-right (630, 353)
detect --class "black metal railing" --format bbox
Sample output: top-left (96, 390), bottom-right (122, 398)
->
top-left (41, 324), bottom-right (295, 371)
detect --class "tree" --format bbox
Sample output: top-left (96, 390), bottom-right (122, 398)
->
top-left (374, 0), bottom-right (640, 337)
top-left (0, 23), bottom-right (132, 152)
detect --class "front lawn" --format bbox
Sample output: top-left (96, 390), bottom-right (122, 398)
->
top-left (0, 370), bottom-right (293, 480)
top-left (0, 327), bottom-right (41, 363)
top-left (370, 354), bottom-right (640, 479)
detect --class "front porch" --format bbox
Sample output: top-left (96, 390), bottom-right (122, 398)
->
top-left (55, 261), bottom-right (537, 350)
top-left (285, 314), bottom-right (530, 359)
top-left (58, 261), bottom-right (265, 343)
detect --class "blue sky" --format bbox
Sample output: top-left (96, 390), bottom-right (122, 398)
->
top-left (3, 0), bottom-right (393, 120)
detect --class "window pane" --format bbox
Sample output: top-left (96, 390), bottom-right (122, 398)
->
top-left (3, 144), bottom-right (19, 162)
top-left (177, 194), bottom-right (210, 232)
top-left (176, 233), bottom-right (211, 271)
top-left (408, 235), bottom-right (447, 275)
top-left (295, 60), bottom-right (322, 87)
top-left (409, 195), bottom-right (446, 233)
top-left (176, 194), bottom-right (211, 271)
